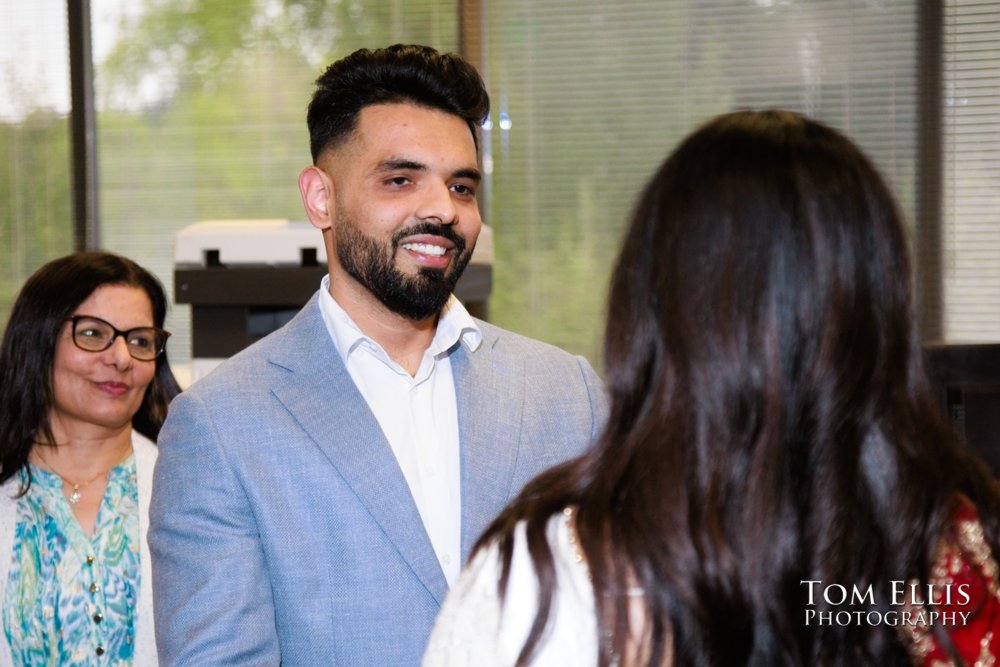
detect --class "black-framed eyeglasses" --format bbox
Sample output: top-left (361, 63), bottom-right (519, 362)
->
top-left (65, 315), bottom-right (170, 361)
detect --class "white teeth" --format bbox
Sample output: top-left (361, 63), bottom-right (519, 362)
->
top-left (402, 242), bottom-right (447, 257)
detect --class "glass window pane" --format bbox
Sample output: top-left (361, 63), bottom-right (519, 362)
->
top-left (14, 1), bottom-right (994, 370)
top-left (480, 0), bottom-right (920, 364)
top-left (0, 0), bottom-right (73, 329)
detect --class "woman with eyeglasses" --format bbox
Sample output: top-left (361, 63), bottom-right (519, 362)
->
top-left (0, 251), bottom-right (180, 666)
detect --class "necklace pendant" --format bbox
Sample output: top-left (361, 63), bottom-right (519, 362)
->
top-left (68, 488), bottom-right (82, 504)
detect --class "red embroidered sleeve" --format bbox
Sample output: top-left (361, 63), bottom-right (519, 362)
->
top-left (904, 499), bottom-right (1000, 667)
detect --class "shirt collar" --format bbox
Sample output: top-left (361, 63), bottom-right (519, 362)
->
top-left (317, 274), bottom-right (482, 366)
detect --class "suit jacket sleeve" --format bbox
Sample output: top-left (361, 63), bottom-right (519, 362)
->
top-left (149, 389), bottom-right (280, 665)
top-left (578, 355), bottom-right (607, 442)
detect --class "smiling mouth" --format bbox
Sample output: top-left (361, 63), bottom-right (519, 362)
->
top-left (401, 242), bottom-right (448, 257)
top-left (96, 381), bottom-right (130, 395)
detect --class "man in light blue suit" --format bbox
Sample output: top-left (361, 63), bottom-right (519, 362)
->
top-left (149, 44), bottom-right (607, 665)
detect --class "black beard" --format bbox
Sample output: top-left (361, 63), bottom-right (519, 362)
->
top-left (335, 218), bottom-right (474, 321)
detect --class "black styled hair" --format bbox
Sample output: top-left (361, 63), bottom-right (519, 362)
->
top-left (306, 43), bottom-right (490, 162)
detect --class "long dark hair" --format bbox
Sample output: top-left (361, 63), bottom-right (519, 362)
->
top-left (0, 251), bottom-right (181, 487)
top-left (477, 110), bottom-right (1000, 666)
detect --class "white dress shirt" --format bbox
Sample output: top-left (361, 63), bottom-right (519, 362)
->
top-left (317, 275), bottom-right (481, 585)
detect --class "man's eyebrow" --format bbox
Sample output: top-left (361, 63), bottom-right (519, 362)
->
top-left (376, 158), bottom-right (426, 173)
top-left (453, 167), bottom-right (483, 183)
top-left (375, 159), bottom-right (482, 184)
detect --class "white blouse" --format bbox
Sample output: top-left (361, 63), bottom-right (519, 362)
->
top-left (423, 509), bottom-right (599, 666)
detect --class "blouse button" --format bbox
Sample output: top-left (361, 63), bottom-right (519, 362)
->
top-left (93, 612), bottom-right (103, 624)
top-left (89, 583), bottom-right (100, 593)
top-left (95, 646), bottom-right (105, 656)
top-left (86, 555), bottom-right (95, 565)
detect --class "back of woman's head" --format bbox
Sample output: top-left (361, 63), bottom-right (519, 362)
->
top-left (0, 251), bottom-right (180, 485)
top-left (478, 109), bottom-right (993, 666)
top-left (607, 109), bottom-right (917, 453)
top-left (486, 110), bottom-right (985, 667)
top-left (588, 109), bottom-right (969, 664)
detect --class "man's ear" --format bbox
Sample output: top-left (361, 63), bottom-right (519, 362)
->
top-left (299, 165), bottom-right (334, 231)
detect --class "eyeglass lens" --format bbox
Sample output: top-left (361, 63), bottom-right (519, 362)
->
top-left (71, 316), bottom-right (167, 361)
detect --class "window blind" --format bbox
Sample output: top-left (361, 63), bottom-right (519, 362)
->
top-left (479, 0), bottom-right (920, 363)
top-left (942, 0), bottom-right (1000, 341)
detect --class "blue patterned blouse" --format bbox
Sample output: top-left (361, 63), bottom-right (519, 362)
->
top-left (3, 456), bottom-right (140, 665)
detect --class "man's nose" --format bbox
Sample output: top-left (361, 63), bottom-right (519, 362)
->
top-left (415, 182), bottom-right (458, 225)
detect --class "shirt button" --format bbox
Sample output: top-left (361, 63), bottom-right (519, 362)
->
top-left (95, 646), bottom-right (105, 656)
top-left (89, 583), bottom-right (100, 593)
top-left (86, 555), bottom-right (95, 565)
top-left (93, 613), bottom-right (103, 624)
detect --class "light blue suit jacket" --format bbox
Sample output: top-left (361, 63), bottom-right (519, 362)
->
top-left (149, 294), bottom-right (606, 666)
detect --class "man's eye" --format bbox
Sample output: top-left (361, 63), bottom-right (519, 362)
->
top-left (452, 183), bottom-right (476, 196)
top-left (386, 176), bottom-right (411, 186)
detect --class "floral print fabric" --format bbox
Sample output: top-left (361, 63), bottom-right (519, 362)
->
top-left (3, 456), bottom-right (140, 665)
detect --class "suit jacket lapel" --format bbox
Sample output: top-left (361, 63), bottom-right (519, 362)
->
top-left (267, 297), bottom-right (449, 603)
top-left (453, 326), bottom-right (526, 560)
